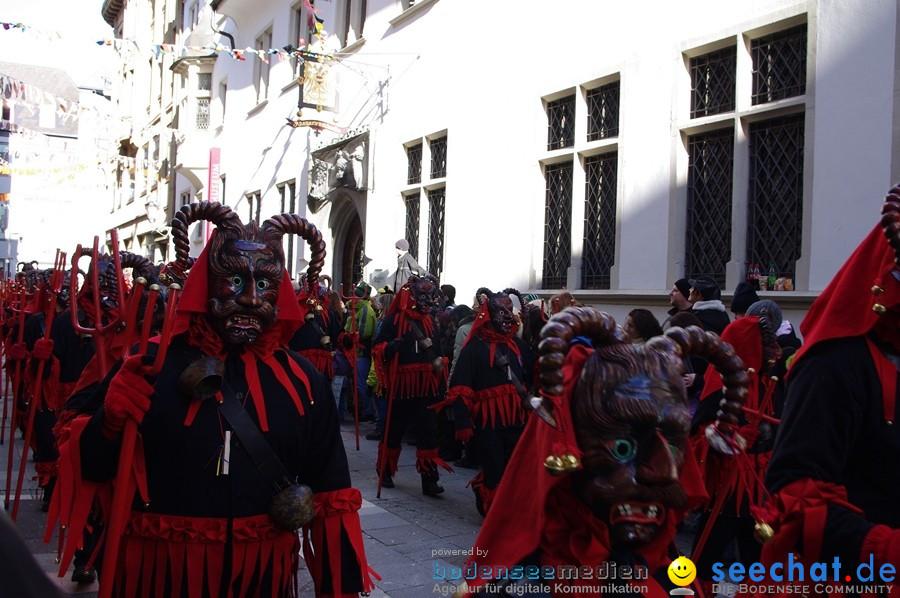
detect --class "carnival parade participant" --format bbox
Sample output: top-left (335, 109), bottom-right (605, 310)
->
top-left (457, 308), bottom-right (750, 597)
top-left (72, 203), bottom-right (374, 597)
top-left (689, 311), bottom-right (784, 594)
top-left (372, 274), bottom-right (451, 497)
top-left (757, 186), bottom-right (900, 585)
top-left (437, 287), bottom-right (535, 516)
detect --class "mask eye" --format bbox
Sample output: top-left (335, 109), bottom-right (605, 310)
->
top-left (256, 279), bottom-right (270, 291)
top-left (611, 439), bottom-right (636, 463)
top-left (230, 275), bottom-right (243, 287)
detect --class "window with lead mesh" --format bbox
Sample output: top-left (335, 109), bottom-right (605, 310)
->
top-left (542, 161), bottom-right (573, 289)
top-left (582, 152), bottom-right (618, 290)
top-left (427, 187), bottom-right (445, 280)
top-left (685, 128), bottom-right (734, 287)
top-left (587, 81), bottom-right (619, 141)
top-left (547, 95), bottom-right (575, 151)
top-left (751, 24), bottom-right (807, 105)
top-left (404, 193), bottom-right (420, 260)
top-left (407, 143), bottom-right (422, 184)
top-left (747, 113), bottom-right (804, 281)
top-left (690, 46), bottom-right (736, 118)
top-left (430, 136), bottom-right (447, 179)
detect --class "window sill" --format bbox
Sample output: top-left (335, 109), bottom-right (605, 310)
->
top-left (247, 98), bottom-right (269, 117)
top-left (281, 77), bottom-right (300, 94)
top-left (389, 0), bottom-right (438, 28)
top-left (339, 36), bottom-right (366, 54)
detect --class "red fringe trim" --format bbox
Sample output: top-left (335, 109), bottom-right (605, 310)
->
top-left (303, 488), bottom-right (379, 596)
top-left (691, 425), bottom-right (771, 514)
top-left (415, 448), bottom-right (454, 474)
top-left (377, 444), bottom-right (402, 476)
top-left (46, 416), bottom-right (113, 577)
top-left (298, 348), bottom-right (335, 378)
top-left (116, 512), bottom-right (298, 598)
top-left (34, 459), bottom-right (58, 485)
top-left (389, 362), bottom-right (446, 400)
top-left (468, 472), bottom-right (498, 514)
top-left (435, 384), bottom-right (526, 429)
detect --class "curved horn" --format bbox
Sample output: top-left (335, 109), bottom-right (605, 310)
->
top-left (538, 307), bottom-right (624, 397)
top-left (260, 214), bottom-right (326, 293)
top-left (474, 287), bottom-right (493, 306)
top-left (501, 287), bottom-right (526, 311)
top-left (119, 251), bottom-right (155, 282)
top-left (646, 326), bottom-right (749, 427)
top-left (881, 185), bottom-right (900, 266)
top-left (170, 202), bottom-right (242, 270)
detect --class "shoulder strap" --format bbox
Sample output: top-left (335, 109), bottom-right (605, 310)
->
top-left (217, 381), bottom-right (294, 490)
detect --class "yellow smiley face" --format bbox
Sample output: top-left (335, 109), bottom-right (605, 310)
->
top-left (667, 556), bottom-right (696, 587)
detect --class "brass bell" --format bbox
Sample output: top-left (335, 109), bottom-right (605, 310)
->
top-left (315, 304), bottom-right (323, 313)
top-left (754, 521), bottom-right (775, 544)
top-left (873, 303), bottom-right (887, 314)
top-left (544, 455), bottom-right (566, 475)
top-left (319, 335), bottom-right (331, 347)
top-left (562, 454), bottom-right (581, 471)
top-left (872, 285), bottom-right (884, 296)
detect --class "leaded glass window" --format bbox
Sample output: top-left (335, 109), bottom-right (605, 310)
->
top-left (547, 95), bottom-right (575, 151)
top-left (685, 129), bottom-right (734, 287)
top-left (587, 81), bottom-right (619, 141)
top-left (404, 193), bottom-right (420, 260)
top-left (427, 187), bottom-right (445, 279)
top-left (582, 152), bottom-right (618, 289)
top-left (430, 136), bottom-right (447, 179)
top-left (747, 113), bottom-right (804, 281)
top-left (751, 24), bottom-right (807, 105)
top-left (407, 143), bottom-right (422, 184)
top-left (690, 46), bottom-right (736, 118)
top-left (542, 161), bottom-right (573, 289)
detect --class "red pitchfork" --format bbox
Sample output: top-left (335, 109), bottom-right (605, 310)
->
top-left (340, 283), bottom-right (361, 451)
top-left (70, 232), bottom-right (126, 378)
top-left (11, 250), bottom-right (67, 520)
top-left (97, 281), bottom-right (181, 598)
top-left (0, 280), bottom-right (10, 446)
top-left (3, 284), bottom-right (26, 511)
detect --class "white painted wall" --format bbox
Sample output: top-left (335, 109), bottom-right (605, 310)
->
top-left (198, 0), bottom-right (898, 330)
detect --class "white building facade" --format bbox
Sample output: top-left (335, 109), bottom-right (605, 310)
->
top-left (105, 0), bottom-right (900, 327)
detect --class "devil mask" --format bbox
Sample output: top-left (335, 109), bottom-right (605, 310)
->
top-left (571, 342), bottom-right (691, 547)
top-left (207, 228), bottom-right (282, 345)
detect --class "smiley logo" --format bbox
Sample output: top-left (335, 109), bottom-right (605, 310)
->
top-left (667, 556), bottom-right (696, 587)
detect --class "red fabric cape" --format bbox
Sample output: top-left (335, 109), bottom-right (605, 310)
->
top-left (699, 316), bottom-right (762, 401)
top-left (792, 224), bottom-right (900, 371)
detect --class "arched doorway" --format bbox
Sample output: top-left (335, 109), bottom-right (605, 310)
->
top-left (341, 212), bottom-right (365, 287)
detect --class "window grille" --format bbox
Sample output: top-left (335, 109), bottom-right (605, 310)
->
top-left (747, 113), bottom-right (804, 282)
top-left (690, 46), bottom-right (736, 118)
top-left (198, 73), bottom-right (212, 91)
top-left (547, 95), bottom-right (575, 150)
top-left (582, 152), bottom-right (618, 289)
top-left (587, 81), bottom-right (620, 141)
top-left (196, 98), bottom-right (210, 130)
top-left (427, 187), bottom-right (445, 280)
top-left (405, 193), bottom-right (420, 260)
top-left (430, 136), bottom-right (447, 179)
top-left (407, 143), bottom-right (422, 184)
top-left (542, 161), bottom-right (573, 289)
top-left (751, 24), bottom-right (807, 105)
top-left (685, 129), bottom-right (734, 287)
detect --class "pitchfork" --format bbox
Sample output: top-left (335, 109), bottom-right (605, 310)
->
top-left (97, 281), bottom-right (181, 598)
top-left (11, 249), bottom-right (67, 520)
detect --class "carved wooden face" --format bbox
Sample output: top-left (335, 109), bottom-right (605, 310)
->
top-left (571, 343), bottom-right (691, 548)
top-left (488, 296), bottom-right (515, 334)
top-left (410, 278), bottom-right (435, 314)
top-left (207, 233), bottom-right (282, 345)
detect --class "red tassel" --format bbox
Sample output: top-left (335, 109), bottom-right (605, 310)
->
top-left (415, 448), bottom-right (454, 474)
top-left (241, 353), bottom-right (268, 431)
